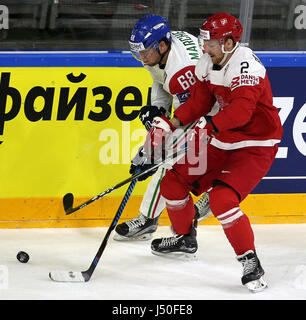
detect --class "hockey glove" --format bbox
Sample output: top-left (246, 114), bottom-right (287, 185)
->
top-left (139, 105), bottom-right (166, 131)
top-left (129, 146), bottom-right (157, 181)
top-left (144, 116), bottom-right (176, 162)
top-left (188, 116), bottom-right (217, 156)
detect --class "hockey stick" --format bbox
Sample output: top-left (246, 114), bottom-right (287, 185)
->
top-left (49, 176), bottom-right (138, 282)
top-left (63, 147), bottom-right (188, 215)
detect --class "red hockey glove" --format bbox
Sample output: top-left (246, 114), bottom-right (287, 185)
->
top-left (188, 116), bottom-right (217, 156)
top-left (144, 116), bottom-right (176, 162)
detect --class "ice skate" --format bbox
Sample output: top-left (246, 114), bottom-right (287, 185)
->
top-left (194, 192), bottom-right (212, 221)
top-left (151, 227), bottom-right (197, 260)
top-left (114, 214), bottom-right (159, 241)
top-left (237, 250), bottom-right (267, 293)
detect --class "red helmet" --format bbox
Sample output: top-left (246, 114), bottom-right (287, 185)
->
top-left (199, 13), bottom-right (243, 43)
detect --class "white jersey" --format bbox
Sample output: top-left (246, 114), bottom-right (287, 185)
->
top-left (144, 30), bottom-right (202, 115)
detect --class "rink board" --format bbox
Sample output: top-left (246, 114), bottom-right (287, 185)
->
top-left (0, 51), bottom-right (305, 228)
top-left (0, 194), bottom-right (306, 228)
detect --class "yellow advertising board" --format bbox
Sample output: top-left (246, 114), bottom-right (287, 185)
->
top-left (0, 67), bottom-right (305, 228)
top-left (0, 67), bottom-right (151, 227)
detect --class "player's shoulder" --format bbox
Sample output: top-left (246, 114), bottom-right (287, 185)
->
top-left (165, 31), bottom-right (202, 93)
top-left (171, 30), bottom-right (198, 43)
top-left (195, 53), bottom-right (211, 81)
top-left (226, 46), bottom-right (267, 91)
top-left (168, 31), bottom-right (202, 68)
top-left (226, 46), bottom-right (266, 79)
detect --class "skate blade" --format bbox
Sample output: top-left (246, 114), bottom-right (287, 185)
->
top-left (244, 277), bottom-right (268, 293)
top-left (113, 233), bottom-right (153, 241)
top-left (151, 250), bottom-right (197, 261)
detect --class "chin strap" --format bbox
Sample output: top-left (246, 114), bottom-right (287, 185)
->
top-left (218, 42), bottom-right (240, 66)
top-left (158, 43), bottom-right (171, 69)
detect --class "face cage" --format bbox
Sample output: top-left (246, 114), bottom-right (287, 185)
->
top-left (197, 33), bottom-right (206, 52)
top-left (130, 40), bottom-right (160, 61)
top-left (198, 35), bottom-right (221, 53)
top-left (198, 33), bottom-right (239, 54)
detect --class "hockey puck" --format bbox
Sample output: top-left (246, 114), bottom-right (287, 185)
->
top-left (17, 251), bottom-right (30, 263)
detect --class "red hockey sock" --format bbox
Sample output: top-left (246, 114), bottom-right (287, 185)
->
top-left (166, 195), bottom-right (195, 235)
top-left (210, 185), bottom-right (255, 255)
top-left (160, 170), bottom-right (195, 235)
top-left (222, 214), bottom-right (255, 255)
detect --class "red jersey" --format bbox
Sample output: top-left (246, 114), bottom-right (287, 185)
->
top-left (174, 46), bottom-right (283, 150)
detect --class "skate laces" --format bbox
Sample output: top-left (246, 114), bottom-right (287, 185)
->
top-left (160, 235), bottom-right (183, 248)
top-left (126, 214), bottom-right (147, 230)
top-left (241, 255), bottom-right (257, 275)
top-left (195, 193), bottom-right (209, 210)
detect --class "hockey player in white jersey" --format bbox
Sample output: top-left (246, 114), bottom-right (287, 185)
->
top-left (114, 15), bottom-right (213, 241)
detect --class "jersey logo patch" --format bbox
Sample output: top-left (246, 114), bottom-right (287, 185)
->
top-left (230, 74), bottom-right (260, 91)
top-left (176, 91), bottom-right (190, 103)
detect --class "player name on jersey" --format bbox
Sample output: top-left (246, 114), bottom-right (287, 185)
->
top-left (171, 31), bottom-right (201, 60)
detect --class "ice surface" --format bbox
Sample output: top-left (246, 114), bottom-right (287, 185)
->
top-left (0, 224), bottom-right (305, 300)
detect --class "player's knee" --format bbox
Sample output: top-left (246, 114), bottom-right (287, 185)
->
top-left (165, 195), bottom-right (191, 211)
top-left (209, 184), bottom-right (240, 217)
top-left (160, 170), bottom-right (189, 200)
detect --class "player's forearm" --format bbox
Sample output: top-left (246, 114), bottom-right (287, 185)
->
top-left (170, 116), bottom-right (181, 128)
top-left (173, 80), bottom-right (215, 126)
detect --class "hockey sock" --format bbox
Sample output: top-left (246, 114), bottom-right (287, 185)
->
top-left (210, 184), bottom-right (255, 255)
top-left (222, 214), bottom-right (255, 255)
top-left (160, 170), bottom-right (194, 235)
top-left (166, 195), bottom-right (195, 235)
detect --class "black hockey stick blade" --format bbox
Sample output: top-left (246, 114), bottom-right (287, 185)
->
top-left (63, 193), bottom-right (74, 214)
top-left (62, 146), bottom-right (189, 215)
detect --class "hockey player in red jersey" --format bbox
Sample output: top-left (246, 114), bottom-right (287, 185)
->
top-left (143, 13), bottom-right (283, 292)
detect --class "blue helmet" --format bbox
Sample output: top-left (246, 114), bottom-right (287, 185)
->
top-left (129, 14), bottom-right (172, 60)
